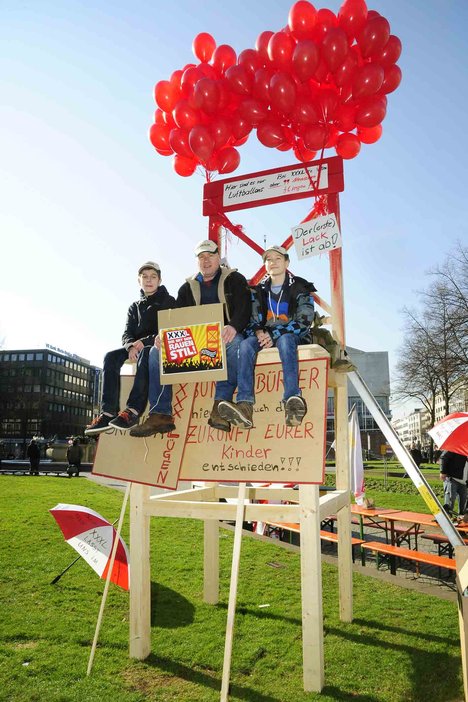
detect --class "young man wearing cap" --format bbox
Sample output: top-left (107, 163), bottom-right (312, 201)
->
top-left (218, 245), bottom-right (315, 429)
top-left (130, 240), bottom-right (251, 437)
top-left (85, 262), bottom-right (175, 435)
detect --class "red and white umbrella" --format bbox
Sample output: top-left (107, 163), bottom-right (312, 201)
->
top-left (50, 503), bottom-right (130, 590)
top-left (428, 412), bottom-right (468, 456)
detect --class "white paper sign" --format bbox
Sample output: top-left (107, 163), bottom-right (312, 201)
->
top-left (222, 163), bottom-right (329, 207)
top-left (291, 213), bottom-right (342, 260)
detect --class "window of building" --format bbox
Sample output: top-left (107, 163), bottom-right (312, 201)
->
top-left (36, 353), bottom-right (43, 361)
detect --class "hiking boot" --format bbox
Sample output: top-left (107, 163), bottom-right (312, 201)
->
top-left (207, 400), bottom-right (231, 433)
top-left (218, 401), bottom-right (253, 429)
top-left (85, 413), bottom-right (115, 436)
top-left (130, 413), bottom-right (175, 437)
top-left (284, 396), bottom-right (307, 427)
top-left (108, 409), bottom-right (139, 431)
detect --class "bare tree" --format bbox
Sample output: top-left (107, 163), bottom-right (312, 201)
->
top-left (428, 242), bottom-right (468, 367)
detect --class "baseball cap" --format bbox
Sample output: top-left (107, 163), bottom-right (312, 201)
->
top-left (194, 239), bottom-right (219, 256)
top-left (262, 245), bottom-right (289, 262)
top-left (138, 261), bottom-right (160, 274)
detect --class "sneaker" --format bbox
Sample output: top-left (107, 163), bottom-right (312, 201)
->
top-left (218, 401), bottom-right (253, 429)
top-left (207, 400), bottom-right (231, 433)
top-left (284, 396), bottom-right (307, 427)
top-left (108, 409), bottom-right (139, 431)
top-left (85, 413), bottom-right (115, 436)
top-left (130, 413), bottom-right (175, 437)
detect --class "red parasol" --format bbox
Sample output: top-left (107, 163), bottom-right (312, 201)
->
top-left (428, 413), bottom-right (468, 456)
top-left (50, 503), bottom-right (130, 590)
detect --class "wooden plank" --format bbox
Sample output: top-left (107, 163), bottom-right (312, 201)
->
top-left (455, 546), bottom-right (468, 702)
top-left (221, 482), bottom-right (247, 702)
top-left (129, 483), bottom-right (152, 659)
top-left (362, 541), bottom-right (456, 570)
top-left (334, 374), bottom-right (353, 622)
top-left (299, 484), bottom-right (324, 692)
top-left (204, 519), bottom-right (219, 604)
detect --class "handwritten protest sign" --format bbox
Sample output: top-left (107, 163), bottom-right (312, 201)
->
top-left (292, 213), bottom-right (342, 260)
top-left (159, 304), bottom-right (226, 384)
top-left (180, 348), bottom-right (328, 485)
top-left (92, 376), bottom-right (193, 489)
top-left (93, 346), bottom-right (329, 488)
top-left (222, 163), bottom-right (328, 208)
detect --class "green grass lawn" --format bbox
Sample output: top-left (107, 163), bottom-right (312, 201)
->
top-left (0, 477), bottom-right (464, 702)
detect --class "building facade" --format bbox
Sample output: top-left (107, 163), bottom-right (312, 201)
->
top-left (327, 346), bottom-right (391, 457)
top-left (0, 346), bottom-right (102, 458)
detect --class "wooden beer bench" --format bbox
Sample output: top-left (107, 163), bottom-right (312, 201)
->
top-left (264, 521), bottom-right (365, 562)
top-left (361, 540), bottom-right (456, 578)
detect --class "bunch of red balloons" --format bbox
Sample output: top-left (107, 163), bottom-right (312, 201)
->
top-left (149, 0), bottom-right (402, 177)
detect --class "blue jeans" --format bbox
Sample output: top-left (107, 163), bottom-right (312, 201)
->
top-left (101, 346), bottom-right (152, 416)
top-left (147, 334), bottom-right (242, 414)
top-left (237, 334), bottom-right (302, 404)
top-left (443, 477), bottom-right (467, 515)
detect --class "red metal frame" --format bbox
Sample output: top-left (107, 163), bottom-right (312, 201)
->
top-left (203, 156), bottom-right (346, 346)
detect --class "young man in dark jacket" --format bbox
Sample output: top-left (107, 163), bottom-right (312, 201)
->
top-left (130, 239), bottom-right (251, 437)
top-left (218, 245), bottom-right (315, 429)
top-left (85, 261), bottom-right (175, 435)
top-left (440, 450), bottom-right (468, 515)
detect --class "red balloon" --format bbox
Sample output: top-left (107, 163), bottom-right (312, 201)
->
top-left (256, 30), bottom-right (274, 62)
top-left (225, 65), bottom-right (252, 95)
top-left (357, 17), bottom-right (390, 58)
top-left (162, 110), bottom-right (177, 128)
top-left (154, 108), bottom-right (165, 126)
top-left (212, 44), bottom-right (237, 74)
top-left (293, 140), bottom-right (317, 162)
top-left (302, 124), bottom-right (328, 150)
top-left (217, 146), bottom-right (240, 174)
top-left (192, 78), bottom-right (221, 113)
top-left (313, 57), bottom-right (329, 82)
top-left (169, 128), bottom-right (193, 158)
top-left (288, 1), bottom-right (318, 39)
top-left (352, 63), bottom-right (384, 99)
top-left (198, 62), bottom-right (218, 80)
top-left (292, 40), bottom-right (320, 81)
top-left (291, 96), bottom-right (320, 125)
top-left (321, 27), bottom-right (349, 72)
top-left (189, 125), bottom-right (214, 163)
top-left (381, 64), bottom-right (402, 94)
top-left (154, 80), bottom-right (179, 112)
top-left (373, 35), bottom-right (402, 67)
top-left (317, 88), bottom-right (339, 122)
top-left (336, 132), bottom-right (361, 159)
top-left (173, 100), bottom-right (199, 130)
top-left (238, 98), bottom-right (269, 127)
top-left (269, 72), bottom-right (297, 114)
top-left (210, 117), bottom-right (232, 150)
top-left (253, 67), bottom-right (273, 103)
top-left (257, 119), bottom-right (285, 148)
top-left (357, 124), bottom-right (382, 144)
top-left (333, 50), bottom-right (358, 87)
top-left (231, 114), bottom-right (253, 140)
top-left (170, 69), bottom-right (183, 89)
top-left (180, 66), bottom-right (202, 97)
top-left (268, 31), bottom-right (295, 69)
top-left (335, 103), bottom-right (356, 132)
top-left (238, 49), bottom-right (261, 76)
top-left (326, 126), bottom-right (339, 148)
top-left (173, 154), bottom-right (197, 177)
top-left (355, 95), bottom-right (387, 128)
top-left (277, 142), bottom-right (293, 152)
top-left (231, 134), bottom-right (249, 147)
top-left (337, 0), bottom-right (368, 38)
top-left (149, 123), bottom-right (172, 152)
top-left (192, 33), bottom-right (216, 62)
top-left (313, 8), bottom-right (337, 42)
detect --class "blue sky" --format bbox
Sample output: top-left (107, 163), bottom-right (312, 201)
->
top-left (1, 1), bottom-right (467, 416)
